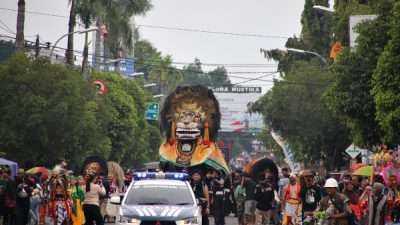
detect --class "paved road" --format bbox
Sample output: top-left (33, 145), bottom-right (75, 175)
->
top-left (106, 216), bottom-right (238, 225)
top-left (209, 216), bottom-right (237, 225)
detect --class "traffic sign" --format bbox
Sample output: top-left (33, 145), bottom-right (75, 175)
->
top-left (146, 102), bottom-right (159, 120)
top-left (345, 144), bottom-right (362, 159)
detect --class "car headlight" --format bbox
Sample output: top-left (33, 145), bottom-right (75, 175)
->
top-left (119, 217), bottom-right (141, 225)
top-left (177, 217), bottom-right (199, 225)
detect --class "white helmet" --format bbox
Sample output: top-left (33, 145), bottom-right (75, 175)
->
top-left (324, 178), bottom-right (338, 188)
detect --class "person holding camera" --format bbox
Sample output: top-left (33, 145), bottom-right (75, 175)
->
top-left (83, 171), bottom-right (106, 225)
top-left (255, 175), bottom-right (275, 225)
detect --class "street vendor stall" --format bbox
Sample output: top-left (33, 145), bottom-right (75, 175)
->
top-left (0, 157), bottom-right (18, 178)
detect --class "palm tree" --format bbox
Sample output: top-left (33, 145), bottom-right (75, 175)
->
top-left (74, 0), bottom-right (152, 74)
top-left (101, 0), bottom-right (152, 71)
top-left (75, 0), bottom-right (101, 74)
top-left (15, 0), bottom-right (25, 50)
top-left (66, 0), bottom-right (76, 65)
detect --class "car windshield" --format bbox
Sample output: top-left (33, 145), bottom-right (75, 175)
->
top-left (125, 184), bottom-right (194, 205)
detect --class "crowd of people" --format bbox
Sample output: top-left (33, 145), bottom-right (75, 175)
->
top-left (188, 147), bottom-right (400, 225)
top-left (1, 146), bottom-right (400, 225)
top-left (0, 160), bottom-right (127, 225)
top-left (189, 166), bottom-right (400, 225)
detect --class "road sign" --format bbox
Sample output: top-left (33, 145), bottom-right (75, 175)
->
top-left (345, 144), bottom-right (362, 159)
top-left (145, 102), bottom-right (159, 120)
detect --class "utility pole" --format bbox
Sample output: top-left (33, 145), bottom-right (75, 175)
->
top-left (15, 0), bottom-right (26, 51)
top-left (66, 0), bottom-right (76, 65)
top-left (35, 35), bottom-right (40, 58)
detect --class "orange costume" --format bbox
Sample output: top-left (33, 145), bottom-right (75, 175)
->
top-left (282, 184), bottom-right (302, 225)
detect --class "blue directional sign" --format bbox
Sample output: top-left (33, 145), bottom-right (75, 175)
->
top-left (120, 58), bottom-right (135, 77)
top-left (146, 102), bottom-right (159, 120)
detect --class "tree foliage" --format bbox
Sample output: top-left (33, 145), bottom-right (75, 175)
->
top-left (253, 62), bottom-right (349, 169)
top-left (0, 54), bottom-right (160, 169)
top-left (326, 0), bottom-right (395, 146)
top-left (371, 1), bottom-right (400, 143)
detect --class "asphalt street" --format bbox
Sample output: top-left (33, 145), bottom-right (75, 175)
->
top-left (106, 216), bottom-right (238, 225)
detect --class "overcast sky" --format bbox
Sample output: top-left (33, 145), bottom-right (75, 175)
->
top-left (0, 0), bottom-right (312, 91)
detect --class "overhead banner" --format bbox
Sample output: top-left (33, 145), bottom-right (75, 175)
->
top-left (212, 86), bottom-right (264, 132)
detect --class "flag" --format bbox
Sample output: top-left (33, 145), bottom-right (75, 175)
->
top-left (330, 41), bottom-right (343, 61)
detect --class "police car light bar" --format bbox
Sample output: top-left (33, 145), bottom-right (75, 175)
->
top-left (133, 172), bottom-right (189, 181)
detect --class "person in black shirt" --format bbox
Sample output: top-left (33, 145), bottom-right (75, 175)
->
top-left (190, 171), bottom-right (210, 225)
top-left (254, 176), bottom-right (275, 225)
top-left (243, 173), bottom-right (257, 225)
top-left (213, 178), bottom-right (227, 225)
top-left (300, 170), bottom-right (321, 225)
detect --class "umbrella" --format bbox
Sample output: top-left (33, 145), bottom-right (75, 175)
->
top-left (352, 165), bottom-right (374, 177)
top-left (245, 157), bottom-right (279, 186)
top-left (351, 163), bottom-right (365, 172)
top-left (26, 166), bottom-right (49, 180)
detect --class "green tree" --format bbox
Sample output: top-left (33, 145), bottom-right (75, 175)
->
top-left (253, 61), bottom-right (349, 169)
top-left (0, 54), bottom-right (106, 168)
top-left (301, 0), bottom-right (332, 55)
top-left (326, 0), bottom-right (394, 146)
top-left (372, 1), bottom-right (400, 143)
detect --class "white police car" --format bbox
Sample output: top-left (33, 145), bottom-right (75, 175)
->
top-left (111, 172), bottom-right (201, 225)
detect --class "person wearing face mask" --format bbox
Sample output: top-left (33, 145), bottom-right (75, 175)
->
top-left (282, 174), bottom-right (301, 225)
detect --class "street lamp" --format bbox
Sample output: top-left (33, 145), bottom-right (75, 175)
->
top-left (128, 72), bottom-right (144, 78)
top-left (285, 48), bottom-right (328, 65)
top-left (152, 94), bottom-right (164, 98)
top-left (104, 58), bottom-right (124, 64)
top-left (49, 27), bottom-right (99, 63)
top-left (313, 5), bottom-right (335, 13)
top-left (144, 83), bottom-right (157, 88)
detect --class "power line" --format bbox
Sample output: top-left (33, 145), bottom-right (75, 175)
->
top-left (0, 19), bottom-right (15, 35)
top-left (232, 74), bottom-right (279, 86)
top-left (137, 24), bottom-right (290, 39)
top-left (0, 34), bottom-right (332, 87)
top-left (0, 7), bottom-right (68, 19)
top-left (0, 7), bottom-right (291, 40)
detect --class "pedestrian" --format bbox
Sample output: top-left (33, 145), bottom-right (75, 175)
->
top-left (83, 172), bottom-right (106, 225)
top-left (213, 178), bottom-right (227, 225)
top-left (254, 175), bottom-right (275, 225)
top-left (29, 188), bottom-right (42, 225)
top-left (318, 178), bottom-right (350, 225)
top-left (243, 173), bottom-right (257, 225)
top-left (190, 170), bottom-right (210, 225)
top-left (0, 168), bottom-right (7, 225)
top-left (341, 177), bottom-right (360, 224)
top-left (282, 175), bottom-right (301, 225)
top-left (365, 182), bottom-right (387, 225)
top-left (234, 175), bottom-right (246, 225)
top-left (16, 169), bottom-right (33, 225)
top-left (300, 170), bottom-right (321, 225)
top-left (2, 169), bottom-right (16, 225)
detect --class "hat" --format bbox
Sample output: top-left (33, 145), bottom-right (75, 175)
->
top-left (324, 178), bottom-right (338, 188)
top-left (302, 170), bottom-right (314, 177)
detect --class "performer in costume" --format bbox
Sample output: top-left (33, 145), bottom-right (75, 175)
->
top-left (47, 175), bottom-right (72, 225)
top-left (70, 176), bottom-right (85, 225)
top-left (159, 86), bottom-right (229, 175)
